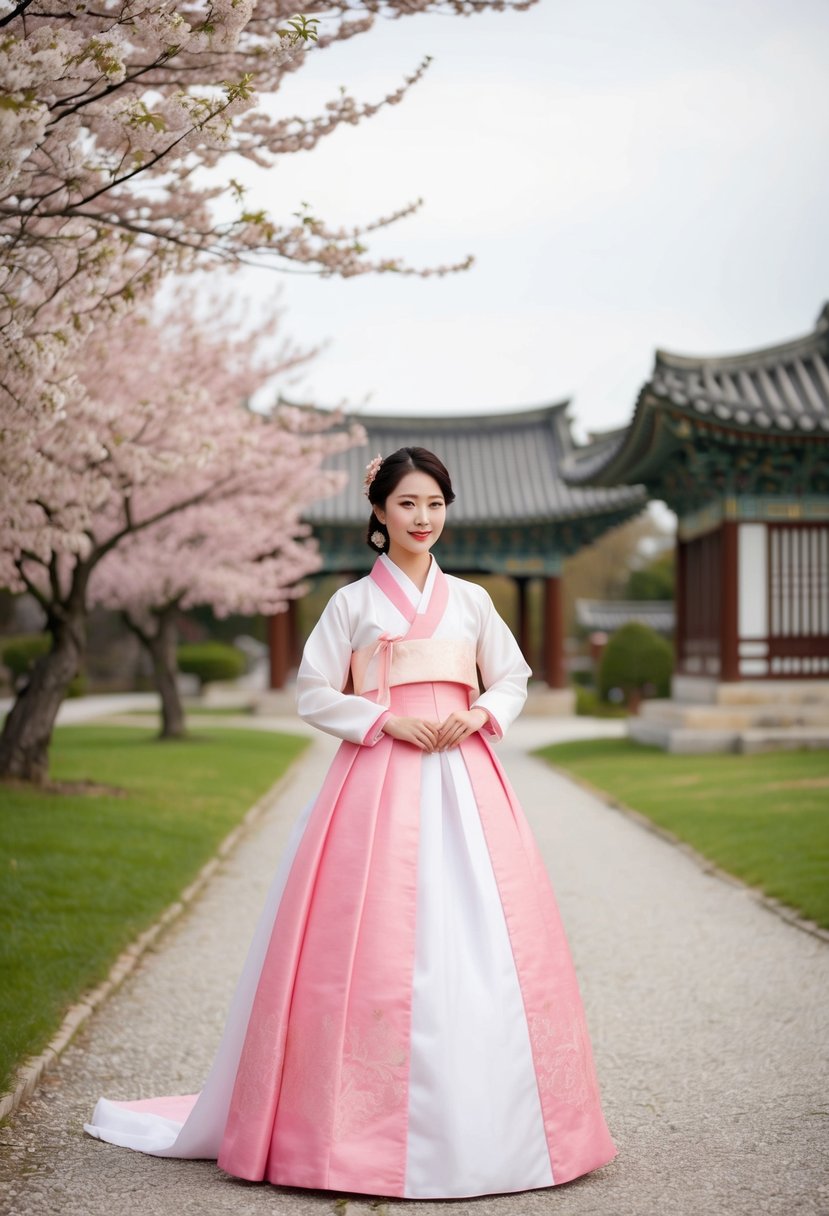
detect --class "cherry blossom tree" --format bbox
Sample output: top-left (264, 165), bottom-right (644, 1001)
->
top-left (0, 284), bottom-right (363, 781)
top-left (91, 430), bottom-right (340, 741)
top-left (0, 0), bottom-right (534, 538)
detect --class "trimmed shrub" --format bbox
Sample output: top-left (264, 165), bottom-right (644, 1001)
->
top-left (598, 621), bottom-right (673, 708)
top-left (1, 633), bottom-right (87, 696)
top-left (2, 634), bottom-right (50, 680)
top-left (176, 641), bottom-right (246, 686)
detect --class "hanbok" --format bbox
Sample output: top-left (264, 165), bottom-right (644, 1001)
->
top-left (85, 552), bottom-right (617, 1198)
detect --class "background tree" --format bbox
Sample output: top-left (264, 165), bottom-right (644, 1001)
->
top-left (625, 550), bottom-right (675, 601)
top-left (562, 511), bottom-right (674, 633)
top-left (90, 431), bottom-right (341, 741)
top-left (0, 285), bottom-right (363, 781)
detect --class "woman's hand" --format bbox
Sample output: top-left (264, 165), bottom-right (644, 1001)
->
top-left (381, 714), bottom-right (441, 752)
top-left (434, 707), bottom-right (489, 751)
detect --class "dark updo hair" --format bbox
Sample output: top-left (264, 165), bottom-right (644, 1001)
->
top-left (365, 447), bottom-right (455, 552)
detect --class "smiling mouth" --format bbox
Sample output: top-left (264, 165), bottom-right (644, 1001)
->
top-left (410, 531), bottom-right (431, 538)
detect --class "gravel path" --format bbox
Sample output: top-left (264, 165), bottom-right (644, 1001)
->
top-left (1, 713), bottom-right (827, 1216)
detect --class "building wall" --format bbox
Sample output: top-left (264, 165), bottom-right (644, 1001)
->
top-left (678, 518), bottom-right (829, 680)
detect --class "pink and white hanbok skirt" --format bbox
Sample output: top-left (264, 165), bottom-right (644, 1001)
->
top-left (85, 681), bottom-right (617, 1198)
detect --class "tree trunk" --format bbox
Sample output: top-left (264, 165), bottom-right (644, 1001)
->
top-left (0, 613), bottom-right (86, 783)
top-left (125, 606), bottom-right (186, 740)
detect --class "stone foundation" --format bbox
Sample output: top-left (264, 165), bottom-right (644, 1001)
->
top-left (630, 680), bottom-right (829, 753)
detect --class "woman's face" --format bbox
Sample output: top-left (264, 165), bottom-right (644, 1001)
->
top-left (374, 469), bottom-right (446, 559)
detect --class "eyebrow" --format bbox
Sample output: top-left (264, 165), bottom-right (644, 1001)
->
top-left (394, 492), bottom-right (444, 500)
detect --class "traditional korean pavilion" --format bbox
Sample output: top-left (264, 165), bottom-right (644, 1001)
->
top-left (562, 303), bottom-right (829, 748)
top-left (268, 402), bottom-right (646, 691)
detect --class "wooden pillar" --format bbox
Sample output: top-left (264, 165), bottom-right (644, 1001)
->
top-left (543, 574), bottom-right (566, 689)
top-left (675, 534), bottom-right (687, 674)
top-left (268, 608), bottom-right (291, 690)
top-left (516, 576), bottom-right (531, 671)
top-left (720, 521), bottom-right (739, 682)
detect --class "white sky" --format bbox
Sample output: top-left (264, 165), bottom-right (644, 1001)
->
top-left (228, 0), bottom-right (829, 443)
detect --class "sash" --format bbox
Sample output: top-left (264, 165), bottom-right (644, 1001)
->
top-left (351, 637), bottom-right (479, 699)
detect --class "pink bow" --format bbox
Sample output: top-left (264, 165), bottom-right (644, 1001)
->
top-left (370, 631), bottom-right (404, 707)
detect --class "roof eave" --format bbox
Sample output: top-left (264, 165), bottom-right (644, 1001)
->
top-left (561, 383), bottom-right (662, 488)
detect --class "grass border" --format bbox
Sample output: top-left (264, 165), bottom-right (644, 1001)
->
top-left (0, 749), bottom-right (306, 1122)
top-left (540, 755), bottom-right (829, 947)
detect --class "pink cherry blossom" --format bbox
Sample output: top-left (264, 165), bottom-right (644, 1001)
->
top-left (0, 0), bottom-right (536, 557)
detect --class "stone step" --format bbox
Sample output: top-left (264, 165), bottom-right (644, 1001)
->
top-left (628, 718), bottom-right (740, 754)
top-left (715, 680), bottom-right (829, 707)
top-left (672, 676), bottom-right (829, 707)
top-left (737, 728), bottom-right (829, 754)
top-left (629, 717), bottom-right (829, 754)
top-left (638, 698), bottom-right (829, 730)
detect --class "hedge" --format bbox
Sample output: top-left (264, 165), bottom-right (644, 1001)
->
top-left (176, 641), bottom-right (246, 685)
top-left (598, 621), bottom-right (673, 706)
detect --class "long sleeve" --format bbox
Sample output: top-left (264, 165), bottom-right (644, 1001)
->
top-left (295, 591), bottom-right (391, 746)
top-left (469, 588), bottom-right (532, 741)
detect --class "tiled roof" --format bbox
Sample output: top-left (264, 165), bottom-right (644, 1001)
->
top-left (304, 402), bottom-right (645, 525)
top-left (562, 302), bottom-right (829, 489)
top-left (575, 599), bottom-right (675, 635)
top-left (650, 302), bottom-right (829, 434)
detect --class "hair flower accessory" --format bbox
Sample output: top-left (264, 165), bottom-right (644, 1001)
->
top-left (363, 453), bottom-right (383, 498)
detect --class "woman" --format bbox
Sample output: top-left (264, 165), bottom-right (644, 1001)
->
top-left (86, 447), bottom-right (618, 1198)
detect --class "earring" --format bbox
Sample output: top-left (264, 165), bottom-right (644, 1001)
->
top-left (371, 530), bottom-right (386, 549)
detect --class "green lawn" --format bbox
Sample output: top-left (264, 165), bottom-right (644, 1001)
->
top-left (128, 706), bottom-right (256, 716)
top-left (0, 724), bottom-right (308, 1096)
top-left (536, 738), bottom-right (829, 930)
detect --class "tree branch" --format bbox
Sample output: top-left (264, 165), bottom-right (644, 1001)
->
top-left (0, 0), bottom-right (35, 29)
top-left (14, 559), bottom-right (51, 612)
